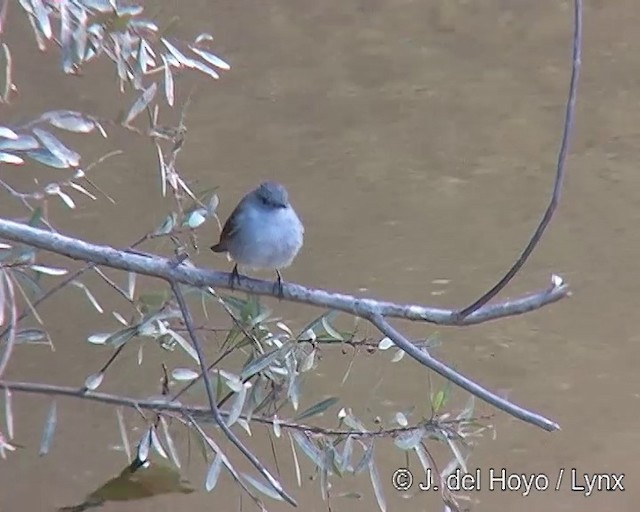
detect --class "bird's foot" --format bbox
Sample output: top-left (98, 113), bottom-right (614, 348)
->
top-left (273, 270), bottom-right (284, 299)
top-left (229, 264), bottom-right (242, 290)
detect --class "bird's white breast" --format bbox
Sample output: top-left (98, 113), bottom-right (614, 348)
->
top-left (227, 203), bottom-right (304, 270)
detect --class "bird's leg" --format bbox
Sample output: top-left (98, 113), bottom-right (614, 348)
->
top-left (273, 269), bottom-right (284, 299)
top-left (229, 264), bottom-right (241, 290)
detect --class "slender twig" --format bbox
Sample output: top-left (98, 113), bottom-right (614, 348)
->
top-left (0, 230), bottom-right (154, 343)
top-left (169, 281), bottom-right (297, 506)
top-left (0, 379), bottom-right (491, 438)
top-left (188, 415), bottom-right (267, 512)
top-left (456, 0), bottom-right (582, 319)
top-left (367, 313), bottom-right (558, 431)
top-left (0, 272), bottom-right (16, 377)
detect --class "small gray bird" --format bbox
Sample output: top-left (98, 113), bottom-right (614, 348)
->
top-left (210, 181), bottom-right (304, 297)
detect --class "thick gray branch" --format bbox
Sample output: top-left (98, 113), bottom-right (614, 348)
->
top-left (0, 219), bottom-right (569, 325)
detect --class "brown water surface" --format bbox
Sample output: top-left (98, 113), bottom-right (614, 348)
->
top-left (1, 1), bottom-right (640, 511)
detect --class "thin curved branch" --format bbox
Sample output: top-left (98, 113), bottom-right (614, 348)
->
top-left (0, 379), bottom-right (492, 438)
top-left (367, 313), bottom-right (559, 431)
top-left (169, 281), bottom-right (297, 507)
top-left (0, 219), bottom-right (569, 326)
top-left (0, 272), bottom-right (16, 377)
top-left (456, 0), bottom-right (582, 319)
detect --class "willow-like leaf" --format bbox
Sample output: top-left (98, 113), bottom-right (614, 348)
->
top-left (87, 332), bottom-right (111, 344)
top-left (321, 315), bottom-right (343, 341)
top-left (12, 328), bottom-right (48, 344)
top-left (272, 415), bottom-right (281, 438)
top-left (160, 416), bottom-right (180, 469)
top-left (165, 328), bottom-right (198, 362)
top-left (288, 432), bottom-right (302, 486)
top-left (39, 400), bottom-right (57, 456)
top-left (391, 349), bottom-right (405, 363)
top-left (0, 152), bottom-right (22, 164)
top-left (291, 431), bottom-right (327, 471)
top-left (150, 427), bottom-right (168, 459)
top-left (4, 388), bottom-right (13, 440)
top-left (83, 372), bottom-right (104, 391)
top-left (105, 326), bottom-right (137, 348)
top-left (354, 443), bottom-right (373, 475)
top-left (413, 443), bottom-right (430, 474)
top-left (368, 455), bottom-right (387, 512)
top-left (72, 280), bottom-right (104, 313)
top-left (217, 369), bottom-right (243, 393)
top-left (33, 128), bottom-right (80, 167)
top-left (240, 343), bottom-right (291, 380)
top-left (187, 57), bottom-right (220, 79)
top-left (226, 383), bottom-right (250, 427)
top-left (189, 46), bottom-right (230, 70)
top-left (205, 455), bottom-right (223, 492)
top-left (124, 82), bottom-right (157, 125)
top-left (0, 134), bottom-right (38, 150)
top-left (69, 182), bottom-right (98, 200)
top-left (160, 38), bottom-right (191, 67)
top-left (394, 411), bottom-right (408, 427)
top-left (115, 407), bottom-right (131, 462)
top-left (30, 264), bottom-right (68, 276)
top-left (127, 271), bottom-right (136, 301)
top-left (0, 126), bottom-right (17, 139)
top-left (241, 473), bottom-right (284, 502)
top-left (340, 435), bottom-right (354, 473)
top-left (1, 42), bottom-right (11, 102)
top-left (137, 427), bottom-right (152, 463)
top-left (182, 208), bottom-right (207, 229)
top-left (294, 397), bottom-right (339, 422)
top-left (295, 310), bottom-right (338, 340)
top-left (43, 110), bottom-right (96, 133)
top-left (171, 368), bottom-right (198, 381)
top-left (25, 148), bottom-right (67, 168)
top-left (154, 212), bottom-right (176, 235)
top-left (378, 337), bottom-right (394, 350)
top-left (394, 428), bottom-right (425, 451)
top-left (456, 394), bottom-right (475, 421)
top-left (30, 0), bottom-right (52, 39)
top-left (161, 55), bottom-right (174, 106)
top-left (445, 436), bottom-right (467, 474)
top-left (343, 410), bottom-right (368, 432)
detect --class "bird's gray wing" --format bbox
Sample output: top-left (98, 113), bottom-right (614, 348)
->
top-left (210, 196), bottom-right (247, 252)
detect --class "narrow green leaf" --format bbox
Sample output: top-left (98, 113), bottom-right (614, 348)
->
top-left (39, 401), bottom-right (57, 456)
top-left (368, 455), bottom-right (387, 512)
top-left (225, 383), bottom-right (249, 427)
top-left (354, 444), bottom-right (374, 474)
top-left (241, 473), bottom-right (284, 501)
top-left (240, 344), bottom-right (291, 380)
top-left (291, 431), bottom-right (327, 470)
top-left (205, 455), bottom-right (223, 491)
top-left (294, 397), bottom-right (339, 422)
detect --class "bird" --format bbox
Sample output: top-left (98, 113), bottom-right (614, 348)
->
top-left (210, 181), bottom-right (304, 297)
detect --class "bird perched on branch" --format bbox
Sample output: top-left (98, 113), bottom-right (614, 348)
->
top-left (210, 181), bottom-right (304, 297)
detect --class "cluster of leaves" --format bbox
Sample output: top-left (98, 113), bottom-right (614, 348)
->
top-left (15, 0), bottom-right (229, 98)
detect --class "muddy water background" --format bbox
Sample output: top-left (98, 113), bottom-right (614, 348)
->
top-left (2, 0), bottom-right (640, 510)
